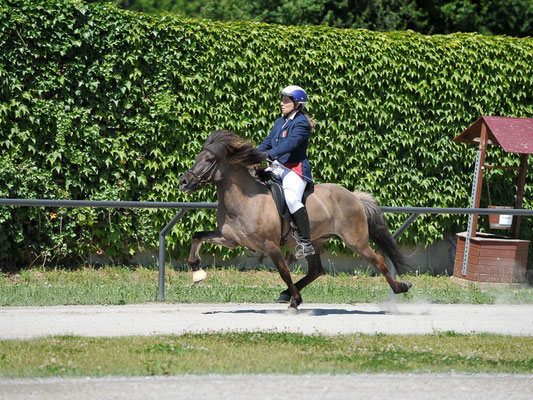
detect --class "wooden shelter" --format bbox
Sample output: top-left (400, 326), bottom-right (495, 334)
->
top-left (452, 116), bottom-right (532, 283)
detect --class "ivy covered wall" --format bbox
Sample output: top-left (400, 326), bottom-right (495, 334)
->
top-left (1, 0), bottom-right (532, 268)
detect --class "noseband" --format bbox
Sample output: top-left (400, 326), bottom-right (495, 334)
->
top-left (186, 158), bottom-right (218, 188)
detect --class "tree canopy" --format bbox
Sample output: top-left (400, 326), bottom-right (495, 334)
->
top-left (113, 0), bottom-right (533, 37)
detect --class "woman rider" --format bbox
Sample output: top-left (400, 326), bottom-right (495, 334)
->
top-left (257, 85), bottom-right (315, 259)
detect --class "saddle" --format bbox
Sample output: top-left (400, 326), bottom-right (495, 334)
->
top-left (266, 176), bottom-right (314, 245)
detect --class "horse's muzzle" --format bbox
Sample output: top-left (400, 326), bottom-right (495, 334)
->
top-left (178, 174), bottom-right (197, 193)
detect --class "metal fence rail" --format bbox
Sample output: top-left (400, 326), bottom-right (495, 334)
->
top-left (0, 198), bottom-right (218, 210)
top-left (1, 198), bottom-right (532, 300)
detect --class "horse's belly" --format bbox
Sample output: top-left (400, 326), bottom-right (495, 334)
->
top-left (219, 213), bottom-right (282, 253)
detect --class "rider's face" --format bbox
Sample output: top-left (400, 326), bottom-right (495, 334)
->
top-left (280, 96), bottom-right (295, 115)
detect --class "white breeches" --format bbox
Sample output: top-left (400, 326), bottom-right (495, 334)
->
top-left (268, 161), bottom-right (306, 214)
top-left (282, 171), bottom-right (306, 214)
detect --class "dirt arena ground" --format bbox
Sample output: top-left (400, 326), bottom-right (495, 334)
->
top-left (1, 302), bottom-right (533, 339)
top-left (2, 302), bottom-right (532, 399)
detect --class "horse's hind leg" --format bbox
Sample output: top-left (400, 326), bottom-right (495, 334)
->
top-left (362, 245), bottom-right (411, 293)
top-left (188, 230), bottom-right (237, 283)
top-left (344, 238), bottom-right (411, 294)
top-left (277, 251), bottom-right (325, 303)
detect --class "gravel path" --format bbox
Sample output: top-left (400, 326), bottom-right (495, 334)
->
top-left (1, 302), bottom-right (533, 338)
top-left (2, 302), bottom-right (533, 399)
top-left (1, 374), bottom-right (533, 400)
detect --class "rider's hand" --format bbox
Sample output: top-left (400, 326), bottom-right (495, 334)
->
top-left (257, 151), bottom-right (270, 162)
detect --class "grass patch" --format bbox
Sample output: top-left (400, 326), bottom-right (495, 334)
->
top-left (1, 266), bottom-right (533, 306)
top-left (0, 333), bottom-right (532, 377)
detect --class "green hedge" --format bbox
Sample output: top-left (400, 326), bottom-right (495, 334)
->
top-left (1, 0), bottom-right (532, 268)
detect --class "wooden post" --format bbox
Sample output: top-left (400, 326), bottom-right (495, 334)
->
top-left (512, 153), bottom-right (528, 238)
top-left (470, 122), bottom-right (489, 237)
top-left (462, 122), bottom-right (490, 276)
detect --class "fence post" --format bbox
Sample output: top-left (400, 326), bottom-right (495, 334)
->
top-left (158, 209), bottom-right (188, 301)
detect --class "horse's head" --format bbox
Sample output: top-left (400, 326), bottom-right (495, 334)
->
top-left (178, 147), bottom-right (221, 193)
top-left (179, 130), bottom-right (267, 193)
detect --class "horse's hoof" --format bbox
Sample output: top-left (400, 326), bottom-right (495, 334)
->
top-left (400, 281), bottom-right (412, 293)
top-left (276, 293), bottom-right (291, 303)
top-left (193, 269), bottom-right (207, 284)
top-left (287, 306), bottom-right (298, 315)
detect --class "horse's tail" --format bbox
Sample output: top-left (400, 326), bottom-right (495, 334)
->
top-left (353, 191), bottom-right (414, 275)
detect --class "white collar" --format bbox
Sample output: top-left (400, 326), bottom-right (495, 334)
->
top-left (285, 110), bottom-right (299, 120)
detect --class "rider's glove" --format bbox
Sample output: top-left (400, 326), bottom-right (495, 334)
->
top-left (257, 151), bottom-right (270, 162)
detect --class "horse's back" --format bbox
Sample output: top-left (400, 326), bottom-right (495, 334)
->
top-left (306, 183), bottom-right (367, 233)
top-left (308, 182), bottom-right (362, 207)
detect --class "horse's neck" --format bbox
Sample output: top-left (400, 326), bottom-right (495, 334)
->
top-left (216, 167), bottom-right (264, 213)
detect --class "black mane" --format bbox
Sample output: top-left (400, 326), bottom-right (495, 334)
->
top-left (202, 130), bottom-right (267, 167)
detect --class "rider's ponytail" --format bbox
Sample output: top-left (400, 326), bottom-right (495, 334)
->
top-left (300, 108), bottom-right (315, 132)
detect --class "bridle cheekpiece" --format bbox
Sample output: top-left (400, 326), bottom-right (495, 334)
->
top-left (186, 155), bottom-right (218, 188)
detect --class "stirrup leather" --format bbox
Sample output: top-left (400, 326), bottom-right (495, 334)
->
top-left (291, 222), bottom-right (302, 242)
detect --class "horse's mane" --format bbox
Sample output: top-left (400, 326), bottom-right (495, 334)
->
top-left (253, 166), bottom-right (274, 183)
top-left (202, 130), bottom-right (268, 167)
top-left (202, 130), bottom-right (274, 183)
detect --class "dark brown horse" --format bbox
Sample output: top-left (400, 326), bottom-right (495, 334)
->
top-left (178, 130), bottom-right (413, 311)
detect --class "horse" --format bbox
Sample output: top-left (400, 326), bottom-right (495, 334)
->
top-left (178, 130), bottom-right (413, 311)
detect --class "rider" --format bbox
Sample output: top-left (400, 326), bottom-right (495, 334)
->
top-left (257, 85), bottom-right (315, 259)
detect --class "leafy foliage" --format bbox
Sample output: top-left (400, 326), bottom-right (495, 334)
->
top-left (114, 0), bottom-right (533, 37)
top-left (113, 0), bottom-right (204, 16)
top-left (1, 0), bottom-right (532, 268)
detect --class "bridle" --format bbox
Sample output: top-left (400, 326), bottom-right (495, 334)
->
top-left (186, 146), bottom-right (246, 188)
top-left (186, 157), bottom-right (219, 188)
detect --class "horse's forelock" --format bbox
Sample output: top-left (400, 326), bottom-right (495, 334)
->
top-left (201, 130), bottom-right (233, 159)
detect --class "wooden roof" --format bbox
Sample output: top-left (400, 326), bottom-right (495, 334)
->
top-left (453, 116), bottom-right (533, 154)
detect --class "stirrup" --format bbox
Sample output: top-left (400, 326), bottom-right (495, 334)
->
top-left (295, 242), bottom-right (315, 259)
top-left (291, 222), bottom-right (303, 242)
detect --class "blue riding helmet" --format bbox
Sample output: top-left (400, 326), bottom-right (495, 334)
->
top-left (281, 85), bottom-right (307, 105)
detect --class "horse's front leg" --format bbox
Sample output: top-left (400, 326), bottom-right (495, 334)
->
top-left (188, 230), bottom-right (237, 283)
top-left (266, 242), bottom-right (302, 312)
top-left (277, 251), bottom-right (325, 303)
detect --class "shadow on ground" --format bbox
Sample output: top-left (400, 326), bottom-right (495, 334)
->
top-left (204, 308), bottom-right (387, 316)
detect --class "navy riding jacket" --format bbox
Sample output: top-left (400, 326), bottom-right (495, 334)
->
top-left (257, 111), bottom-right (313, 183)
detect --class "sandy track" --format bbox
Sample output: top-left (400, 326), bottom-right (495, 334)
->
top-left (2, 303), bottom-right (533, 399)
top-left (1, 302), bottom-right (533, 339)
top-left (1, 374), bottom-right (533, 400)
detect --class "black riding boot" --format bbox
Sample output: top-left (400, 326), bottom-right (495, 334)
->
top-left (291, 207), bottom-right (315, 259)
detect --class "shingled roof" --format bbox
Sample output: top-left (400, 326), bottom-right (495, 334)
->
top-left (453, 116), bottom-right (533, 154)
